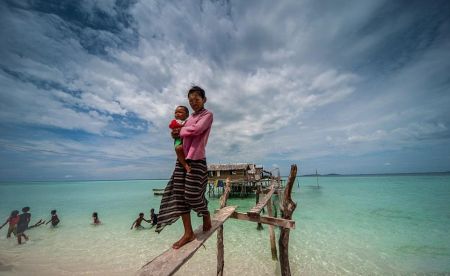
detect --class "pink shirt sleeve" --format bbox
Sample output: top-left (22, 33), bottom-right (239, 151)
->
top-left (180, 112), bottom-right (213, 137)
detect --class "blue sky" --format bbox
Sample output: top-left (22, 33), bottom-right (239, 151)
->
top-left (1, 0), bottom-right (449, 180)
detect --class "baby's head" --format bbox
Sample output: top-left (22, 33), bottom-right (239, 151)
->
top-left (175, 105), bottom-right (189, 120)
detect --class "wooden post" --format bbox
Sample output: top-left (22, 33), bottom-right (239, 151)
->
top-left (273, 193), bottom-right (278, 218)
top-left (278, 164), bottom-right (297, 276)
top-left (267, 197), bottom-right (278, 261)
top-left (255, 185), bottom-right (263, 230)
top-left (217, 178), bottom-right (231, 276)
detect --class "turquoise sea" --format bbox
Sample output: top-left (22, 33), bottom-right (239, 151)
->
top-left (0, 174), bottom-right (449, 275)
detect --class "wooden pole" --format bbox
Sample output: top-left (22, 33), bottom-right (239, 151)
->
top-left (267, 197), bottom-right (278, 260)
top-left (278, 164), bottom-right (297, 276)
top-left (255, 185), bottom-right (263, 230)
top-left (217, 178), bottom-right (231, 276)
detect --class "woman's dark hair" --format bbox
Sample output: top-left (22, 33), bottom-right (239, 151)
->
top-left (10, 210), bottom-right (19, 217)
top-left (93, 212), bottom-right (98, 217)
top-left (188, 86), bottom-right (206, 99)
top-left (177, 105), bottom-right (189, 115)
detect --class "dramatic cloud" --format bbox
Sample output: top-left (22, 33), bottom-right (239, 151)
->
top-left (1, 0), bottom-right (449, 180)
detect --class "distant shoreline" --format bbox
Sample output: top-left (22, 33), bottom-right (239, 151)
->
top-left (0, 171), bottom-right (449, 183)
top-left (299, 171), bottom-right (450, 177)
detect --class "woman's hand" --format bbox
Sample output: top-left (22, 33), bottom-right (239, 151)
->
top-left (171, 128), bottom-right (180, 139)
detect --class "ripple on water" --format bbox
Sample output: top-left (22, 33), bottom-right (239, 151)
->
top-left (396, 245), bottom-right (450, 257)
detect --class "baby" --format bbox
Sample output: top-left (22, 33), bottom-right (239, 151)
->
top-left (169, 106), bottom-right (190, 172)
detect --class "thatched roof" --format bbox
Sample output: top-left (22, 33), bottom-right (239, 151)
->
top-left (208, 163), bottom-right (253, 171)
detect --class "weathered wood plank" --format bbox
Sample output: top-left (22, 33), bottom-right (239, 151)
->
top-left (229, 211), bottom-right (295, 229)
top-left (138, 206), bottom-right (237, 276)
top-left (247, 183), bottom-right (275, 217)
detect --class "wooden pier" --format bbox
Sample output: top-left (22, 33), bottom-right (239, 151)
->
top-left (139, 164), bottom-right (298, 276)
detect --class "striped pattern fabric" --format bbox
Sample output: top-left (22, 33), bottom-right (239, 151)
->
top-left (155, 159), bottom-right (209, 233)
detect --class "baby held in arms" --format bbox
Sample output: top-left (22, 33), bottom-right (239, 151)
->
top-left (169, 106), bottom-right (191, 173)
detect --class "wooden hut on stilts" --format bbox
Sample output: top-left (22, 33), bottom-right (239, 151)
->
top-left (207, 163), bottom-right (281, 198)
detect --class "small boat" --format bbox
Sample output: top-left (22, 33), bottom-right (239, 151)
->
top-left (153, 188), bottom-right (165, 196)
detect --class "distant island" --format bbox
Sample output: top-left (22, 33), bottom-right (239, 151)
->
top-left (302, 173), bottom-right (341, 177)
top-left (300, 171), bottom-right (450, 177)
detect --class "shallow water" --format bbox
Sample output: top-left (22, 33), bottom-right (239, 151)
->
top-left (0, 174), bottom-right (449, 275)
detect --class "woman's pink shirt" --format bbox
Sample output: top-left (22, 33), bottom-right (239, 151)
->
top-left (180, 109), bottom-right (213, 160)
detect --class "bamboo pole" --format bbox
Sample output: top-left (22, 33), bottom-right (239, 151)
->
top-left (278, 165), bottom-right (297, 276)
top-left (217, 178), bottom-right (231, 276)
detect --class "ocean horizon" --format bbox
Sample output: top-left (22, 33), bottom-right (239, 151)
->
top-left (0, 174), bottom-right (449, 275)
top-left (2, 170), bottom-right (449, 183)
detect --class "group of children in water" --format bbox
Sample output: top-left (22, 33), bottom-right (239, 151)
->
top-left (130, 208), bottom-right (158, 229)
top-left (1, 207), bottom-right (158, 244)
top-left (0, 207), bottom-right (59, 244)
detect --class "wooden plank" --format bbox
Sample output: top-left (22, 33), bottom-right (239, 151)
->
top-left (247, 184), bottom-right (275, 217)
top-left (138, 206), bottom-right (237, 276)
top-left (229, 211), bottom-right (295, 229)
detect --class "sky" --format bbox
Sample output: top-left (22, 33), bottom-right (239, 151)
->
top-left (1, 0), bottom-right (450, 180)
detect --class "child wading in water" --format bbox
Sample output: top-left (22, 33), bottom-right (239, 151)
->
top-left (45, 210), bottom-right (60, 227)
top-left (169, 106), bottom-right (191, 172)
top-left (149, 208), bottom-right (158, 228)
top-left (0, 210), bottom-right (20, 238)
top-left (92, 212), bottom-right (101, 225)
top-left (16, 207), bottom-right (31, 244)
top-left (157, 86), bottom-right (213, 249)
top-left (130, 213), bottom-right (150, 229)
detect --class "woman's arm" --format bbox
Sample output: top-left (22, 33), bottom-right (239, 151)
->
top-left (180, 112), bottom-right (213, 137)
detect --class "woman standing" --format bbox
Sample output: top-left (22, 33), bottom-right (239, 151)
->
top-left (156, 86), bottom-right (213, 249)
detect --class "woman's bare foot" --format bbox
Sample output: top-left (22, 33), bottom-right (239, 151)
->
top-left (172, 233), bottom-right (195, 249)
top-left (202, 214), bottom-right (212, 232)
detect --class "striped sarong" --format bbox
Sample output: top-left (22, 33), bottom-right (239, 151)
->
top-left (155, 159), bottom-right (209, 233)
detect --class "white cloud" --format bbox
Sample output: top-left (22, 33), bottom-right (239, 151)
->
top-left (1, 0), bottom-right (449, 179)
